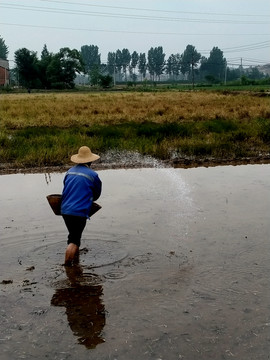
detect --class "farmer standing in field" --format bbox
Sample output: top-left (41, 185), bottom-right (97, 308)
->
top-left (61, 146), bottom-right (102, 266)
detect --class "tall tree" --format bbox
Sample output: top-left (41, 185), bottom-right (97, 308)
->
top-left (38, 44), bottom-right (52, 88)
top-left (107, 52), bottom-right (115, 76)
top-left (166, 54), bottom-right (174, 77)
top-left (121, 48), bottom-right (131, 81)
top-left (166, 54), bottom-right (182, 80)
top-left (46, 47), bottom-right (83, 89)
top-left (81, 45), bottom-right (101, 73)
top-left (138, 53), bottom-right (147, 81)
top-left (130, 51), bottom-right (139, 80)
top-left (147, 46), bottom-right (165, 81)
top-left (181, 45), bottom-right (201, 87)
top-left (14, 48), bottom-right (39, 88)
top-left (0, 36), bottom-right (8, 60)
top-left (41, 44), bottom-right (50, 60)
top-left (226, 67), bottom-right (241, 82)
top-left (200, 47), bottom-right (226, 82)
top-left (89, 65), bottom-right (102, 86)
top-left (147, 48), bottom-right (155, 80)
top-left (115, 49), bottom-right (123, 81)
top-left (246, 66), bottom-right (264, 80)
top-left (88, 63), bottom-right (108, 86)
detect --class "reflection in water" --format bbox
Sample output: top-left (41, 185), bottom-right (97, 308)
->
top-left (44, 173), bottom-right (52, 185)
top-left (51, 265), bottom-right (105, 349)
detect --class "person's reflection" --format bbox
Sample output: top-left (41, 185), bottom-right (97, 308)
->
top-left (51, 265), bottom-right (105, 349)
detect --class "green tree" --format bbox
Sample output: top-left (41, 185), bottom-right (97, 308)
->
top-left (89, 64), bottom-right (101, 85)
top-left (88, 63), bottom-right (107, 86)
top-left (121, 48), bottom-right (131, 81)
top-left (147, 46), bottom-right (165, 81)
top-left (246, 66), bottom-right (264, 80)
top-left (138, 53), bottom-right (147, 80)
top-left (166, 54), bottom-right (181, 80)
top-left (98, 74), bottom-right (113, 88)
top-left (166, 55), bottom-right (174, 77)
top-left (81, 45), bottom-right (101, 73)
top-left (198, 56), bottom-right (206, 81)
top-left (107, 52), bottom-right (115, 76)
top-left (14, 48), bottom-right (39, 88)
top-left (130, 51), bottom-right (139, 81)
top-left (0, 36), bottom-right (8, 60)
top-left (38, 44), bottom-right (52, 88)
top-left (181, 45), bottom-right (201, 87)
top-left (46, 47), bottom-right (83, 89)
top-left (115, 49), bottom-right (123, 81)
top-left (86, 61), bottom-right (113, 87)
top-left (200, 47), bottom-right (226, 82)
top-left (226, 67), bottom-right (241, 81)
top-left (46, 55), bottom-right (62, 87)
top-left (205, 74), bottom-right (218, 84)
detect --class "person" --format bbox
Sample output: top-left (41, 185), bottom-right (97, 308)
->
top-left (61, 146), bottom-right (102, 266)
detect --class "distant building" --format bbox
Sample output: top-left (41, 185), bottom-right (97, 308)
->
top-left (0, 59), bottom-right (9, 85)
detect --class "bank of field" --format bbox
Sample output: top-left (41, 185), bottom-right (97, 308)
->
top-left (0, 91), bottom-right (270, 168)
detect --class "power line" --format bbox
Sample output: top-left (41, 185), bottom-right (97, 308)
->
top-left (227, 57), bottom-right (269, 63)
top-left (1, 22), bottom-right (269, 37)
top-left (39, 0), bottom-right (270, 18)
top-left (241, 58), bottom-right (269, 64)
top-left (222, 40), bottom-right (270, 51)
top-left (1, 3), bottom-right (269, 24)
top-left (226, 62), bottom-right (265, 67)
top-left (213, 40), bottom-right (270, 50)
top-left (199, 41), bottom-right (270, 54)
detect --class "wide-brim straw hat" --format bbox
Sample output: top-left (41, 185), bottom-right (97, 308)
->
top-left (71, 146), bottom-right (100, 163)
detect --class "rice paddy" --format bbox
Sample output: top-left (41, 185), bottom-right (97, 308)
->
top-left (0, 90), bottom-right (269, 168)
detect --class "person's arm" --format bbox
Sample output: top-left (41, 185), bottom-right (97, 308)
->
top-left (92, 175), bottom-right (102, 201)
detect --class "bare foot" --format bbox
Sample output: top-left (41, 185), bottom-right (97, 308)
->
top-left (64, 243), bottom-right (79, 266)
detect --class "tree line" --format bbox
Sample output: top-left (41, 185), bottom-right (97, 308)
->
top-left (77, 45), bottom-right (268, 86)
top-left (0, 36), bottom-right (267, 89)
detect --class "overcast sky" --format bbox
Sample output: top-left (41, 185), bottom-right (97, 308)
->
top-left (1, 0), bottom-right (270, 68)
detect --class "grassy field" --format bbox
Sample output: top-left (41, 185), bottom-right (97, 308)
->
top-left (0, 90), bottom-right (270, 169)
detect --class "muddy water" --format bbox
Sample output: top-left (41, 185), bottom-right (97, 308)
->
top-left (0, 165), bottom-right (269, 360)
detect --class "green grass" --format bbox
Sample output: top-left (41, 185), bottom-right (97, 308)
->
top-left (0, 90), bottom-right (269, 168)
top-left (1, 117), bottom-right (270, 168)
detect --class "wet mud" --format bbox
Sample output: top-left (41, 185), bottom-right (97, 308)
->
top-left (0, 165), bottom-right (270, 359)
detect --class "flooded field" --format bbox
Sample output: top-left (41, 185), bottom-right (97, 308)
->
top-left (1, 164), bottom-right (270, 359)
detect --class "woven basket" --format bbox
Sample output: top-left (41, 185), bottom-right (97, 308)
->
top-left (89, 202), bottom-right (102, 217)
top-left (46, 194), bottom-right (101, 217)
top-left (46, 194), bottom-right (62, 215)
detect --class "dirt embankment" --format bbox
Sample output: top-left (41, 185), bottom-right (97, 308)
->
top-left (1, 154), bottom-right (270, 175)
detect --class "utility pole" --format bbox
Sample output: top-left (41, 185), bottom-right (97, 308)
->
top-left (113, 53), bottom-right (116, 86)
top-left (224, 60), bottom-right (227, 85)
top-left (239, 57), bottom-right (244, 84)
top-left (240, 57), bottom-right (243, 77)
top-left (191, 52), bottom-right (195, 90)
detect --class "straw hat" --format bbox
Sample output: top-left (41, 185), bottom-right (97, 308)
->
top-left (71, 146), bottom-right (100, 163)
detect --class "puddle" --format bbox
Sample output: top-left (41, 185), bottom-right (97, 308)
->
top-left (0, 165), bottom-right (270, 359)
top-left (51, 264), bottom-right (106, 349)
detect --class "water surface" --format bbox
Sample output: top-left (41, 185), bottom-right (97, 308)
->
top-left (1, 165), bottom-right (269, 359)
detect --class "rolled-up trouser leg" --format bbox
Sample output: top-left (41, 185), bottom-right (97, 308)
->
top-left (62, 215), bottom-right (87, 247)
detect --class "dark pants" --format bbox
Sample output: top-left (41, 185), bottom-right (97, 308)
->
top-left (62, 215), bottom-right (87, 247)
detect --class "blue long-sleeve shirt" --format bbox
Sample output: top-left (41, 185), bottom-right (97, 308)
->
top-left (61, 164), bottom-right (102, 218)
